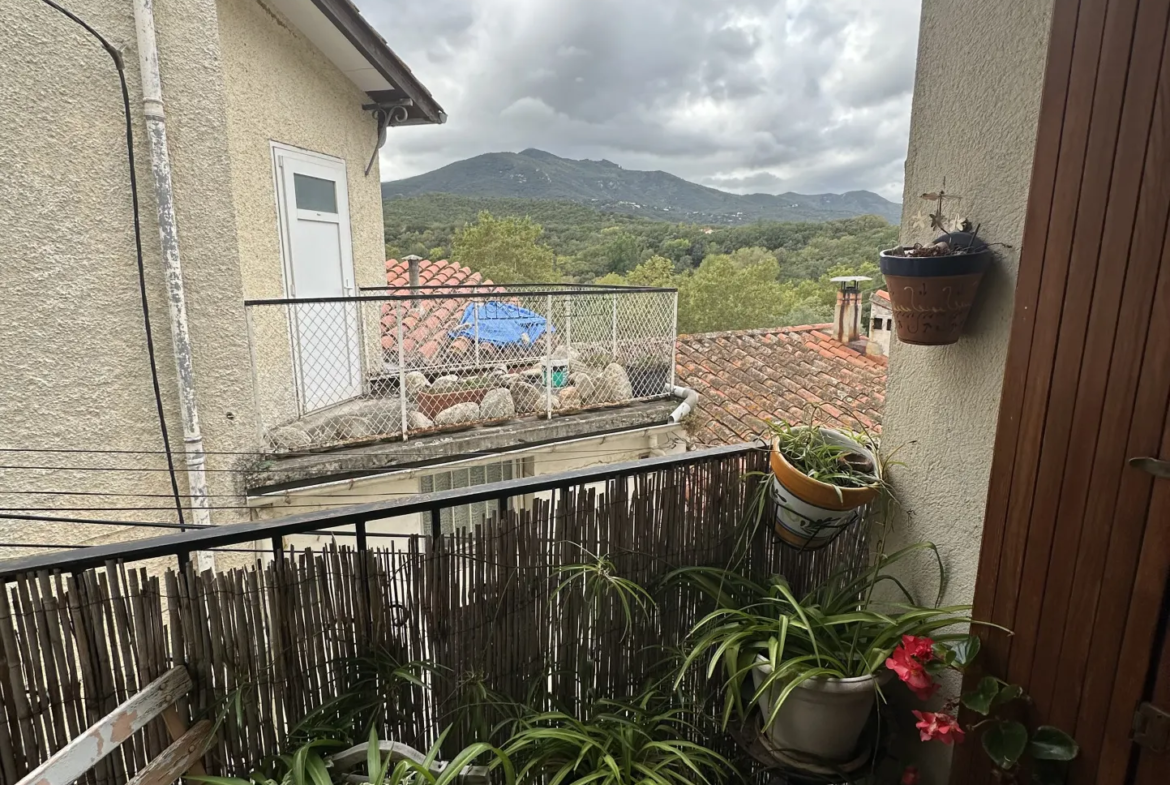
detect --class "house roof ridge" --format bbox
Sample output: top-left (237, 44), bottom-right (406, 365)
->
top-left (677, 323), bottom-right (832, 342)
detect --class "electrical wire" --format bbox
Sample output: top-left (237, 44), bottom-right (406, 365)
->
top-left (0, 443), bottom-right (679, 458)
top-left (0, 446), bottom-right (668, 473)
top-left (0, 512), bottom-right (203, 529)
top-left (33, 0), bottom-right (187, 528)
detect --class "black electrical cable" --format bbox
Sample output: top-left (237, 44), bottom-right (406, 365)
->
top-left (34, 0), bottom-right (187, 529)
top-left (0, 512), bottom-right (202, 529)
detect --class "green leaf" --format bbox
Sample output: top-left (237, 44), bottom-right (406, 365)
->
top-left (962, 676), bottom-right (1001, 715)
top-left (992, 683), bottom-right (1023, 708)
top-left (949, 635), bottom-right (981, 668)
top-left (982, 720), bottom-right (1028, 769)
top-left (1029, 726), bottom-right (1079, 761)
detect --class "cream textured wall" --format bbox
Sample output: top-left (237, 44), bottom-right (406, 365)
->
top-left (1, 0), bottom-right (259, 560)
top-left (216, 0), bottom-right (386, 432)
top-left (882, 0), bottom-right (1054, 779)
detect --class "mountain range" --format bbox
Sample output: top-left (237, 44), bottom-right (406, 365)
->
top-left (382, 149), bottom-right (901, 225)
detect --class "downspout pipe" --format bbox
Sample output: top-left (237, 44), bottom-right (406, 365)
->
top-left (132, 0), bottom-right (214, 569)
top-left (667, 385), bottom-right (698, 424)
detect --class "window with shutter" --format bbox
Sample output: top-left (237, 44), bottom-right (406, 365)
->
top-left (419, 458), bottom-right (531, 534)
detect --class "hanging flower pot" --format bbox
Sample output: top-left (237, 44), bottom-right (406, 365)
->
top-left (880, 230), bottom-right (992, 346)
top-left (768, 425), bottom-right (879, 549)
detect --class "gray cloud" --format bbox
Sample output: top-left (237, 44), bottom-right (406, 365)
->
top-left (362, 0), bottom-right (919, 200)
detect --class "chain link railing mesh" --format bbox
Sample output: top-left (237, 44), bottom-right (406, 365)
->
top-left (246, 286), bottom-right (678, 452)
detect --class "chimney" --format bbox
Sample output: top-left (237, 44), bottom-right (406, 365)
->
top-left (404, 254), bottom-right (422, 288)
top-left (830, 276), bottom-right (870, 345)
top-left (403, 254), bottom-right (422, 310)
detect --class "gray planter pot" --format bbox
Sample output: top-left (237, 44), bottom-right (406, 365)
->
top-left (752, 659), bottom-right (884, 763)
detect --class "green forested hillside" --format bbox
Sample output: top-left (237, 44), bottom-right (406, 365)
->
top-left (381, 149), bottom-right (902, 225)
top-left (384, 194), bottom-right (897, 334)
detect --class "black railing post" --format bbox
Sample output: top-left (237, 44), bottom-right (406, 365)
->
top-left (430, 508), bottom-right (442, 539)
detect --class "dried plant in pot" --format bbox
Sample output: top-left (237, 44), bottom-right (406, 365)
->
top-left (880, 185), bottom-right (993, 346)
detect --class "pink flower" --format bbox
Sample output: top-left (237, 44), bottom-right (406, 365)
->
top-left (913, 710), bottom-right (965, 745)
top-left (901, 766), bottom-right (920, 785)
top-left (885, 647), bottom-right (940, 699)
top-left (901, 635), bottom-right (935, 662)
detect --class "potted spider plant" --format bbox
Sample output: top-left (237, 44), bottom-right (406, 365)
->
top-left (767, 421), bottom-right (880, 549)
top-left (495, 690), bottom-right (733, 785)
top-left (674, 544), bottom-right (977, 768)
top-left (879, 185), bottom-right (993, 346)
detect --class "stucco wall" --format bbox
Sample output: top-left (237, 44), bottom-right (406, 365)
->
top-left (882, 0), bottom-right (1054, 778)
top-left (216, 0), bottom-right (386, 432)
top-left (1, 0), bottom-right (258, 560)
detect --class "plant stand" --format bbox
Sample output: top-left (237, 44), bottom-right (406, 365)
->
top-left (729, 709), bottom-right (894, 785)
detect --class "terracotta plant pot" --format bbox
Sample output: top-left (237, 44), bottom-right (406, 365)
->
top-left (752, 659), bottom-right (886, 764)
top-left (769, 428), bottom-right (878, 549)
top-left (879, 231), bottom-right (992, 346)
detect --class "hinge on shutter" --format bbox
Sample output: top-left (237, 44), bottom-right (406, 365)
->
top-left (1133, 702), bottom-right (1170, 753)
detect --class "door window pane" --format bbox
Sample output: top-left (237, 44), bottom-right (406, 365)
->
top-left (293, 173), bottom-right (338, 213)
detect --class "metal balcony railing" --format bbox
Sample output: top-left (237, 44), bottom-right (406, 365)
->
top-left (244, 284), bottom-right (679, 452)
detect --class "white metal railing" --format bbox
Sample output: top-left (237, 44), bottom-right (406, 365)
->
top-left (244, 284), bottom-right (679, 452)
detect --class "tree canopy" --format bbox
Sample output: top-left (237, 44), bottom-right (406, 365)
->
top-left (450, 211), bottom-right (557, 284)
top-left (390, 197), bottom-right (895, 333)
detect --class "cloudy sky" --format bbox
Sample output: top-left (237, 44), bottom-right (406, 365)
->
top-left (361, 0), bottom-right (921, 201)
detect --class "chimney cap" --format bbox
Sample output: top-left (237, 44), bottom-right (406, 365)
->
top-left (830, 276), bottom-right (872, 283)
top-left (403, 254), bottom-right (423, 262)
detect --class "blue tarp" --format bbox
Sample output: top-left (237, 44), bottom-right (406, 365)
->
top-left (450, 301), bottom-right (552, 346)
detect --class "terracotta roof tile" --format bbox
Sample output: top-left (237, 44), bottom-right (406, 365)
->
top-left (676, 325), bottom-right (886, 447)
top-left (381, 259), bottom-right (506, 366)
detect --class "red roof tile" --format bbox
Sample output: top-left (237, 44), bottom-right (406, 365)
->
top-left (675, 324), bottom-right (886, 446)
top-left (381, 259), bottom-right (504, 363)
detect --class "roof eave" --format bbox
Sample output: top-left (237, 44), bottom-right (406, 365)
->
top-left (309, 0), bottom-right (447, 125)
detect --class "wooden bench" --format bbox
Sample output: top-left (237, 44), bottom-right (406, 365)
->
top-left (16, 667), bottom-right (213, 785)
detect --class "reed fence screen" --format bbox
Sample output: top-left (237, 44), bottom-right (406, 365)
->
top-left (0, 449), bottom-right (872, 785)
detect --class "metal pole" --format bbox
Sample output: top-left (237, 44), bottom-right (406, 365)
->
top-left (133, 0), bottom-right (213, 572)
top-left (395, 301), bottom-right (409, 439)
top-left (545, 294), bottom-right (554, 419)
top-left (611, 294), bottom-right (618, 360)
top-left (473, 299), bottom-right (481, 367)
top-left (668, 291), bottom-right (678, 392)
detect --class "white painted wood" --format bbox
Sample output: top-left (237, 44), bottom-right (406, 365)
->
top-left (16, 667), bottom-right (192, 785)
top-left (125, 720), bottom-right (213, 785)
top-left (271, 143), bottom-right (361, 413)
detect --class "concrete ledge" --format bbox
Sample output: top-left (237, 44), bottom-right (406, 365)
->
top-left (247, 400), bottom-right (678, 492)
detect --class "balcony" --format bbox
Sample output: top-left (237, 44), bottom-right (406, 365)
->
top-left (244, 284), bottom-right (679, 452)
top-left (0, 443), bottom-right (874, 783)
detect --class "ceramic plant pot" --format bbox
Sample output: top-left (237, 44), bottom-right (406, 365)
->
top-left (769, 428), bottom-right (879, 548)
top-left (879, 231), bottom-right (993, 346)
top-left (752, 659), bottom-right (885, 764)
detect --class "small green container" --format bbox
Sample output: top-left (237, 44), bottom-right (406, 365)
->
top-left (543, 360), bottom-right (569, 388)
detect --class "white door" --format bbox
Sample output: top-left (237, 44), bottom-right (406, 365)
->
top-left (273, 145), bottom-right (362, 413)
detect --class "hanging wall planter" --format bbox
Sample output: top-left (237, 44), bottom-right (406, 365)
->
top-left (880, 230), bottom-right (992, 346)
top-left (768, 425), bottom-right (879, 549)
